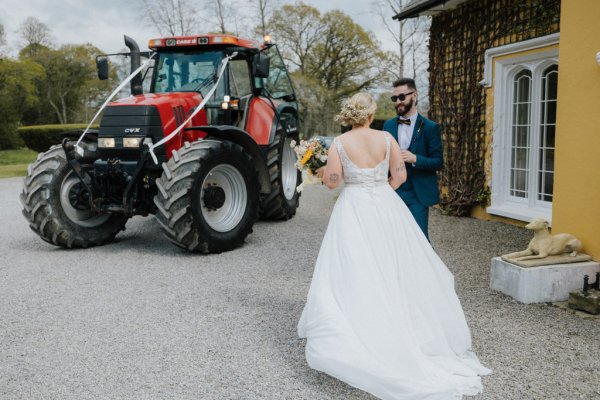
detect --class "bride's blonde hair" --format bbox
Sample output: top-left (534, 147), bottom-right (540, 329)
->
top-left (334, 92), bottom-right (377, 127)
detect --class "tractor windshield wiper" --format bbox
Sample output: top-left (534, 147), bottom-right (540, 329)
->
top-left (192, 74), bottom-right (217, 94)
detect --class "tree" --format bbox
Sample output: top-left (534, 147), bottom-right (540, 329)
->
top-left (268, 2), bottom-right (324, 74)
top-left (252, 0), bottom-right (279, 37)
top-left (306, 10), bottom-right (385, 96)
top-left (372, 0), bottom-right (430, 111)
top-left (268, 3), bottom-right (386, 134)
top-left (18, 17), bottom-right (53, 56)
top-left (20, 44), bottom-right (112, 124)
top-left (0, 59), bottom-right (45, 149)
top-left (0, 23), bottom-right (6, 54)
top-left (141, 0), bottom-right (204, 36)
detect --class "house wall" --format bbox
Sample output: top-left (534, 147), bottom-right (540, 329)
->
top-left (552, 1), bottom-right (600, 258)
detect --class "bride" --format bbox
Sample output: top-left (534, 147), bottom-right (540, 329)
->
top-left (297, 93), bottom-right (491, 399)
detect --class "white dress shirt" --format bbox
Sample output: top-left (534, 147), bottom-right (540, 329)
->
top-left (397, 113), bottom-right (418, 150)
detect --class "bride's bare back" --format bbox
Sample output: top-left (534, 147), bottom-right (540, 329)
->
top-left (320, 127), bottom-right (405, 190)
top-left (338, 128), bottom-right (389, 168)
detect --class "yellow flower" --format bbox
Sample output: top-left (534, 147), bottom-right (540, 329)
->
top-left (300, 148), bottom-right (313, 166)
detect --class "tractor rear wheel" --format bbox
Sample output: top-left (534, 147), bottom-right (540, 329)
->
top-left (20, 145), bottom-right (128, 248)
top-left (259, 115), bottom-right (301, 220)
top-left (153, 140), bottom-right (259, 253)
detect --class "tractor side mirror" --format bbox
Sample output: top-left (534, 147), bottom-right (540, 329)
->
top-left (97, 57), bottom-right (109, 80)
top-left (253, 52), bottom-right (270, 78)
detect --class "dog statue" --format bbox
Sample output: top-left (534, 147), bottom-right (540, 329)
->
top-left (503, 218), bottom-right (582, 261)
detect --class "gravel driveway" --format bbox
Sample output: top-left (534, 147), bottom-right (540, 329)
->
top-left (0, 176), bottom-right (598, 399)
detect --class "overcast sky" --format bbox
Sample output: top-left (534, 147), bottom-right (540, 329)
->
top-left (0, 0), bottom-right (400, 56)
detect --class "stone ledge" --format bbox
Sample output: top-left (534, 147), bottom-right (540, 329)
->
top-left (490, 257), bottom-right (600, 304)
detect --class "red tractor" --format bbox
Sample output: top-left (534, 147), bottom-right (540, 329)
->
top-left (21, 34), bottom-right (301, 253)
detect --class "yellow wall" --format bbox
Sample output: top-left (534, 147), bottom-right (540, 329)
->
top-left (553, 0), bottom-right (600, 259)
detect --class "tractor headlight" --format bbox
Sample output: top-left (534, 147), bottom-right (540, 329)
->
top-left (123, 137), bottom-right (142, 148)
top-left (98, 138), bottom-right (115, 148)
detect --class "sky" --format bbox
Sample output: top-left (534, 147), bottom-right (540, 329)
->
top-left (0, 0), bottom-right (399, 56)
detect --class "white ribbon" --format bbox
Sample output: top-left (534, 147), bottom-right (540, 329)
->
top-left (147, 52), bottom-right (238, 164)
top-left (75, 53), bottom-right (157, 155)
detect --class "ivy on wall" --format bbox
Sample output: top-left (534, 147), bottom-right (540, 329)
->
top-left (428, 0), bottom-right (560, 216)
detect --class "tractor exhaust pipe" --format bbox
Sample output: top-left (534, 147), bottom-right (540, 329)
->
top-left (124, 35), bottom-right (143, 95)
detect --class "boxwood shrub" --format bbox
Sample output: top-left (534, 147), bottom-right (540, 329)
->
top-left (18, 124), bottom-right (99, 153)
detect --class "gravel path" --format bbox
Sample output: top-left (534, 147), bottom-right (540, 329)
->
top-left (0, 176), bottom-right (598, 399)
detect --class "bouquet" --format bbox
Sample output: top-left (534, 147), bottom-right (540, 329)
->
top-left (290, 138), bottom-right (329, 192)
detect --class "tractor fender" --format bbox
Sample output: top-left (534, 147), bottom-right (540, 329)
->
top-left (184, 125), bottom-right (271, 194)
top-left (275, 105), bottom-right (299, 141)
top-left (265, 105), bottom-right (299, 146)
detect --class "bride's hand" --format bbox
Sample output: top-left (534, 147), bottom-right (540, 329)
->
top-left (316, 166), bottom-right (326, 179)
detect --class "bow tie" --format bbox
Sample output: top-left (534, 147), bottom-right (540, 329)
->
top-left (397, 117), bottom-right (411, 125)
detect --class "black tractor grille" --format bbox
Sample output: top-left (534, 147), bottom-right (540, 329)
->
top-left (98, 105), bottom-right (165, 159)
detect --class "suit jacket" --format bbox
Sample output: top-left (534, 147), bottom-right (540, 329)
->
top-left (383, 114), bottom-right (443, 207)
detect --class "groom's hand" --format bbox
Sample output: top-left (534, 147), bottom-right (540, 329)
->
top-left (400, 150), bottom-right (417, 164)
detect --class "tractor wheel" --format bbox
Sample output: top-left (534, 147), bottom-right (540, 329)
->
top-left (259, 117), bottom-right (301, 220)
top-left (153, 140), bottom-right (260, 253)
top-left (20, 145), bottom-right (128, 248)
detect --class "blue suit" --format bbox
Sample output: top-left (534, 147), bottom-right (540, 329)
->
top-left (383, 114), bottom-right (443, 240)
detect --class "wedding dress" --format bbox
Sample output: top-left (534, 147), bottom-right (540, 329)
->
top-left (297, 132), bottom-right (491, 400)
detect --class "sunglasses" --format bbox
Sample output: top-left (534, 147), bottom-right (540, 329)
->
top-left (390, 91), bottom-right (415, 102)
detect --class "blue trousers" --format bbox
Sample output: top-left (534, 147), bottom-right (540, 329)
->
top-left (399, 189), bottom-right (429, 241)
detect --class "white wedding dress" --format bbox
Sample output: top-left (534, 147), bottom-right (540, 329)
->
top-left (298, 133), bottom-right (491, 400)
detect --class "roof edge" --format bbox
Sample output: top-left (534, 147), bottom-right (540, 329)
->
top-left (393, 0), bottom-right (469, 20)
top-left (393, 0), bottom-right (447, 20)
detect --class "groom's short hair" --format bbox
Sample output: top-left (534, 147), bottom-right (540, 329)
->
top-left (393, 78), bottom-right (416, 91)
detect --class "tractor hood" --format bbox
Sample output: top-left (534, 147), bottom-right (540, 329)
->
top-left (98, 92), bottom-right (208, 161)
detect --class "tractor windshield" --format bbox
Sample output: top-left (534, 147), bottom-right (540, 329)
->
top-left (153, 51), bottom-right (223, 94)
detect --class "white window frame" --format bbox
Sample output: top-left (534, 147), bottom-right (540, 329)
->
top-left (485, 34), bottom-right (559, 224)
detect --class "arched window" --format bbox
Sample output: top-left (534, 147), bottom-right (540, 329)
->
top-left (487, 43), bottom-right (558, 223)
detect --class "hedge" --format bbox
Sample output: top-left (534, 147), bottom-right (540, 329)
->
top-left (19, 124), bottom-right (98, 153)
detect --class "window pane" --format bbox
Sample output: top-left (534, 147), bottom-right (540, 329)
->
top-left (263, 46), bottom-right (294, 99)
top-left (545, 125), bottom-right (555, 147)
top-left (510, 70), bottom-right (531, 199)
top-left (511, 170), bottom-right (528, 198)
top-left (537, 64), bottom-right (557, 203)
top-left (546, 101), bottom-right (557, 125)
top-left (229, 59), bottom-right (252, 97)
top-left (517, 104), bottom-right (530, 125)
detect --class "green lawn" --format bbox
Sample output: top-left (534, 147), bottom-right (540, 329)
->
top-left (0, 148), bottom-right (38, 178)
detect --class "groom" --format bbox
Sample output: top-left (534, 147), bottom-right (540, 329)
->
top-left (383, 78), bottom-right (443, 241)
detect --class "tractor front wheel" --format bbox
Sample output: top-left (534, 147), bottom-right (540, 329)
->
top-left (20, 145), bottom-right (128, 248)
top-left (259, 115), bottom-right (301, 220)
top-left (153, 140), bottom-right (259, 253)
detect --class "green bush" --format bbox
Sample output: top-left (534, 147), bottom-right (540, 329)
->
top-left (19, 124), bottom-right (98, 153)
top-left (0, 122), bottom-right (23, 150)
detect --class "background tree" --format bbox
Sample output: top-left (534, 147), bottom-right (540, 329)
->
top-left (141, 0), bottom-right (204, 36)
top-left (18, 17), bottom-right (53, 57)
top-left (0, 24), bottom-right (6, 55)
top-left (268, 2), bottom-right (386, 135)
top-left (252, 0), bottom-right (279, 37)
top-left (372, 0), bottom-right (430, 112)
top-left (0, 58), bottom-right (45, 149)
top-left (20, 44), bottom-right (112, 124)
top-left (268, 2), bottom-right (324, 74)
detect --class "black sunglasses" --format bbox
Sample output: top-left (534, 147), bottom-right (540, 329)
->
top-left (390, 91), bottom-right (415, 102)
